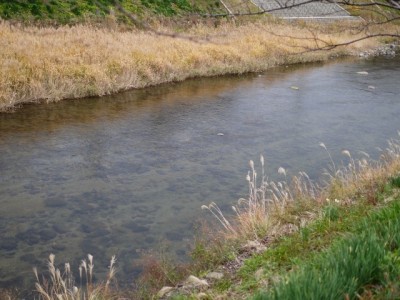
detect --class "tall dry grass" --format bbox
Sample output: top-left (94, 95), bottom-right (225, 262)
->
top-left (33, 254), bottom-right (117, 300)
top-left (202, 133), bottom-right (400, 242)
top-left (0, 19), bottom-right (395, 111)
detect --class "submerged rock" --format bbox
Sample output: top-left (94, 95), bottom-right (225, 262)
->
top-left (1, 237), bottom-right (18, 251)
top-left (16, 229), bottom-right (40, 245)
top-left (165, 231), bottom-right (183, 242)
top-left (52, 223), bottom-right (68, 234)
top-left (39, 229), bottom-right (57, 241)
top-left (123, 221), bottom-right (149, 233)
top-left (20, 253), bottom-right (37, 264)
top-left (44, 196), bottom-right (67, 208)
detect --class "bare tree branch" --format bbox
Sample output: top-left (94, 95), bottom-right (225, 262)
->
top-left (202, 0), bottom-right (400, 18)
top-left (218, 0), bottom-right (237, 18)
top-left (94, 0), bottom-right (212, 43)
top-left (94, 0), bottom-right (399, 53)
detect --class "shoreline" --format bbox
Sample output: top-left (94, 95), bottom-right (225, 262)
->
top-left (1, 19), bottom-right (397, 112)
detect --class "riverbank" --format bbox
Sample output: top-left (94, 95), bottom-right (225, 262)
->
top-left (27, 133), bottom-right (400, 299)
top-left (1, 19), bottom-right (398, 112)
top-left (149, 135), bottom-right (400, 299)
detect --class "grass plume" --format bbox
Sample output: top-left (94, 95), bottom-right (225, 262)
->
top-left (34, 254), bottom-right (117, 300)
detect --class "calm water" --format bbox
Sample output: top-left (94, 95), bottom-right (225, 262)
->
top-left (1, 56), bottom-right (400, 293)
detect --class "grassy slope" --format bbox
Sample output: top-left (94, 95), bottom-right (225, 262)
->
top-left (0, 0), bottom-right (213, 23)
top-left (202, 177), bottom-right (400, 299)
top-left (0, 0), bottom-right (260, 24)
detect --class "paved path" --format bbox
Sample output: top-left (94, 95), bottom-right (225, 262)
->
top-left (252, 0), bottom-right (354, 19)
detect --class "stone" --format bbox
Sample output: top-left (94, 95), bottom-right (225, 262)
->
top-left (205, 272), bottom-right (224, 280)
top-left (356, 71), bottom-right (369, 75)
top-left (184, 275), bottom-right (209, 289)
top-left (157, 286), bottom-right (174, 299)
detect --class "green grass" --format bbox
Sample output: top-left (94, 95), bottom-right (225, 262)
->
top-left (0, 0), bottom-right (205, 24)
top-left (0, 0), bottom-right (259, 24)
top-left (238, 201), bottom-right (375, 291)
top-left (245, 177), bottom-right (400, 299)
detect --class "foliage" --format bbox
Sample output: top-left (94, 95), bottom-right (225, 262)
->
top-left (0, 0), bottom-right (198, 24)
top-left (255, 200), bottom-right (400, 300)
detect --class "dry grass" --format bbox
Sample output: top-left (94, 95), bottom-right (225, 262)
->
top-left (325, 134), bottom-right (400, 202)
top-left (0, 19), bottom-right (396, 111)
top-left (202, 132), bottom-right (400, 243)
top-left (202, 156), bottom-right (320, 241)
top-left (33, 254), bottom-right (117, 300)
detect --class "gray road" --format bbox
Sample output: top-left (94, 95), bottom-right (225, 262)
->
top-left (252, 0), bottom-right (353, 18)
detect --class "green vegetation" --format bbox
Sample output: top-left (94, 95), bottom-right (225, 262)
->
top-left (234, 177), bottom-right (400, 299)
top-left (255, 196), bottom-right (400, 299)
top-left (0, 0), bottom-right (258, 24)
top-left (0, 0), bottom-right (206, 24)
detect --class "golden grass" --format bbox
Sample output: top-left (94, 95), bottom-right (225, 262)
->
top-left (33, 254), bottom-right (117, 300)
top-left (203, 133), bottom-right (400, 242)
top-left (0, 19), bottom-right (396, 111)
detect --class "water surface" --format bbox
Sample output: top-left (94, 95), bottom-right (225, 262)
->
top-left (0, 56), bottom-right (399, 292)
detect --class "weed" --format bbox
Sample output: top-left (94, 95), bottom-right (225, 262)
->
top-left (213, 278), bottom-right (232, 292)
top-left (33, 254), bottom-right (117, 300)
top-left (390, 175), bottom-right (400, 188)
top-left (255, 201), bottom-right (400, 300)
top-left (133, 248), bottom-right (190, 299)
top-left (323, 203), bottom-right (340, 222)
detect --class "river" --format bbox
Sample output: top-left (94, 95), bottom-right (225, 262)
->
top-left (0, 56), bottom-right (399, 293)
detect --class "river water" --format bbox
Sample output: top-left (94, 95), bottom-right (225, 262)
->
top-left (0, 56), bottom-right (399, 293)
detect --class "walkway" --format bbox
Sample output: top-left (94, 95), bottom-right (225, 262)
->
top-left (251, 0), bottom-right (356, 19)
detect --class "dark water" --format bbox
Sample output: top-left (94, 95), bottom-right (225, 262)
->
top-left (0, 56), bottom-right (399, 293)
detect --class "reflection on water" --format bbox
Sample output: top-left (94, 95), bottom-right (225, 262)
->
top-left (0, 57), bottom-right (399, 293)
